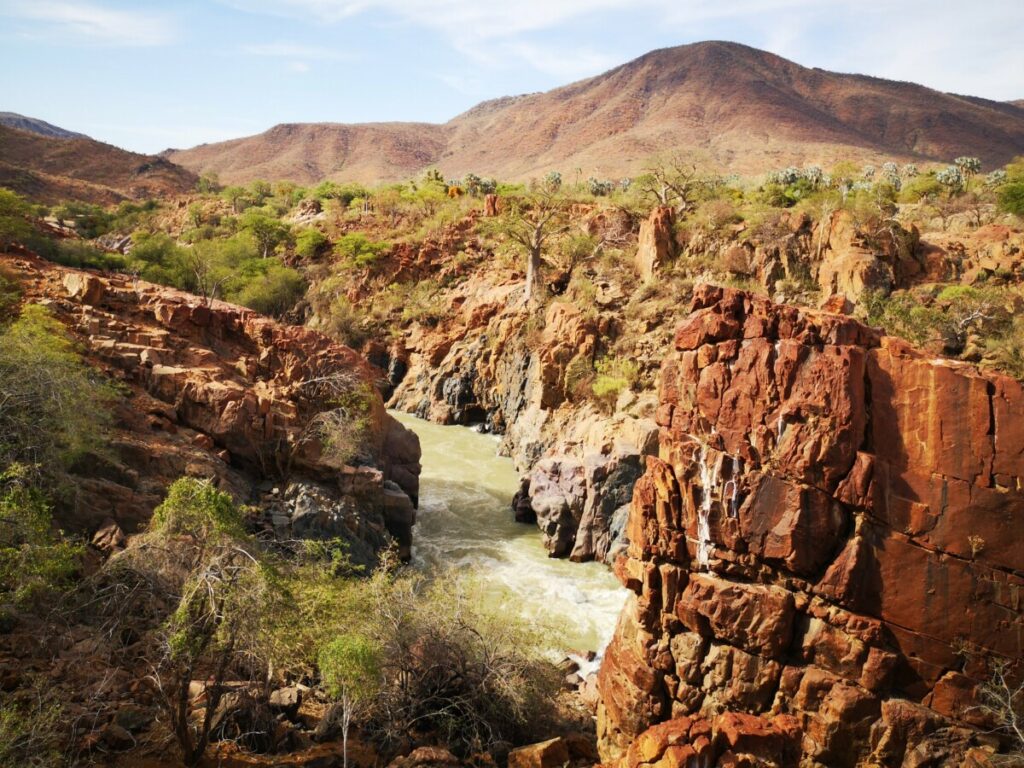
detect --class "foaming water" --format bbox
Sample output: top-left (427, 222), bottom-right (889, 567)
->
top-left (391, 411), bottom-right (628, 657)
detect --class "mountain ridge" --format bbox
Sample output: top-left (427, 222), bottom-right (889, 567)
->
top-left (164, 41), bottom-right (1024, 185)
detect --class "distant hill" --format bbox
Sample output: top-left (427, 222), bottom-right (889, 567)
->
top-left (0, 124), bottom-right (197, 204)
top-left (165, 41), bottom-right (1024, 185)
top-left (0, 112), bottom-right (87, 140)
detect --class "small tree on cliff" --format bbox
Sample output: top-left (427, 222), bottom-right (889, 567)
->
top-left (319, 634), bottom-right (381, 768)
top-left (636, 153), bottom-right (708, 215)
top-left (494, 180), bottom-right (568, 305)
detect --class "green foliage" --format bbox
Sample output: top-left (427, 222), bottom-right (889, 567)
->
top-left (52, 200), bottom-right (113, 238)
top-left (592, 355), bottom-right (640, 409)
top-left (898, 173), bottom-right (944, 203)
top-left (149, 477), bottom-right (246, 540)
top-left (227, 259), bottom-right (305, 317)
top-left (319, 634), bottom-right (382, 703)
top-left (295, 227), bottom-right (329, 259)
top-left (128, 230), bottom-right (192, 288)
top-left (862, 286), bottom-right (1021, 372)
top-left (0, 304), bottom-right (113, 471)
top-left (239, 208), bottom-right (291, 259)
top-left (0, 188), bottom-right (33, 249)
top-left (41, 239), bottom-right (128, 272)
top-left (997, 182), bottom-right (1024, 217)
top-left (0, 466), bottom-right (83, 607)
top-left (334, 233), bottom-right (390, 269)
top-left (313, 181), bottom-right (369, 207)
top-left (0, 681), bottom-right (64, 767)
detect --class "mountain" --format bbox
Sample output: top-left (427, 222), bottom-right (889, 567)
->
top-left (165, 41), bottom-right (1024, 185)
top-left (165, 122), bottom-right (446, 188)
top-left (0, 124), bottom-right (197, 204)
top-left (0, 111), bottom-right (87, 140)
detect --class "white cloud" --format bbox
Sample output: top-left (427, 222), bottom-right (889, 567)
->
top-left (287, 61), bottom-right (311, 73)
top-left (3, 1), bottom-right (174, 46)
top-left (221, 0), bottom-right (1024, 100)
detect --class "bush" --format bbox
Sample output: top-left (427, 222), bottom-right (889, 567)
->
top-left (592, 355), bottom-right (640, 410)
top-left (365, 572), bottom-right (561, 754)
top-left (0, 465), bottom-right (83, 606)
top-left (0, 304), bottom-right (113, 471)
top-left (128, 231), bottom-right (193, 289)
top-left (45, 239), bottom-right (128, 272)
top-left (295, 227), bottom-right (329, 260)
top-left (226, 261), bottom-right (305, 317)
top-left (0, 188), bottom-right (33, 249)
top-left (150, 477), bottom-right (247, 539)
top-left (998, 182), bottom-right (1024, 217)
top-left (335, 233), bottom-right (390, 269)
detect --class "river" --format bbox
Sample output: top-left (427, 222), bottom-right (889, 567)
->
top-left (391, 411), bottom-right (628, 665)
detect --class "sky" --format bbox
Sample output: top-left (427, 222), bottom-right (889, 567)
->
top-left (0, 0), bottom-right (1022, 155)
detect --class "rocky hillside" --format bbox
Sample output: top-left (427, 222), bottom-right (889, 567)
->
top-left (0, 124), bottom-right (197, 205)
top-left (596, 285), bottom-right (1023, 766)
top-left (0, 111), bottom-right (86, 139)
top-left (165, 41), bottom-right (1024, 184)
top-left (1, 250), bottom-right (420, 563)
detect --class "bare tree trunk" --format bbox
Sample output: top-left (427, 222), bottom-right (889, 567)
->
top-left (524, 246), bottom-right (542, 304)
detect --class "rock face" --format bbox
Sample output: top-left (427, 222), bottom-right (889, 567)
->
top-left (4, 252), bottom-right (420, 562)
top-left (597, 284), bottom-right (1023, 766)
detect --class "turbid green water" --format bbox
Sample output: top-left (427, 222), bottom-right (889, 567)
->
top-left (391, 411), bottom-right (627, 662)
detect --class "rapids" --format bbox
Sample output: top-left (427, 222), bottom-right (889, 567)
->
top-left (391, 411), bottom-right (628, 663)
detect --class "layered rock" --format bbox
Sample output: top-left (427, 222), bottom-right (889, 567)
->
top-left (4, 252), bottom-right (421, 562)
top-left (597, 284), bottom-right (1023, 766)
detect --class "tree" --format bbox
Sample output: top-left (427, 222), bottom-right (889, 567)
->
top-left (319, 634), bottom-right (381, 768)
top-left (954, 156), bottom-right (983, 186)
top-left (494, 182), bottom-right (568, 304)
top-left (0, 188), bottom-right (33, 250)
top-left (120, 479), bottom-right (274, 767)
top-left (636, 154), bottom-right (707, 215)
top-left (240, 209), bottom-right (290, 259)
top-left (295, 228), bottom-right (329, 260)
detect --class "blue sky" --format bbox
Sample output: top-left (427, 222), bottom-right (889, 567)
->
top-left (1, 0), bottom-right (1021, 154)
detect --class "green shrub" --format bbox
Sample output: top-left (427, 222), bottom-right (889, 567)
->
top-left (592, 355), bottom-right (640, 410)
top-left (0, 188), bottom-right (33, 249)
top-left (295, 227), bottom-right (329, 260)
top-left (0, 304), bottom-right (113, 470)
top-left (47, 239), bottom-right (128, 271)
top-left (335, 233), bottom-right (390, 269)
top-left (0, 466), bottom-right (83, 606)
top-left (226, 261), bottom-right (305, 317)
top-left (998, 181), bottom-right (1024, 217)
top-left (150, 477), bottom-right (246, 539)
top-left (51, 201), bottom-right (113, 238)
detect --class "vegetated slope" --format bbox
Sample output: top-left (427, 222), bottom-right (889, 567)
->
top-left (0, 111), bottom-right (86, 139)
top-left (0, 124), bottom-right (197, 204)
top-left (165, 41), bottom-right (1024, 184)
top-left (164, 121), bottom-right (447, 186)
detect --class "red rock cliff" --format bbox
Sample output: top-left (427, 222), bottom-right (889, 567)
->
top-left (3, 252), bottom-right (421, 563)
top-left (597, 284), bottom-right (1023, 767)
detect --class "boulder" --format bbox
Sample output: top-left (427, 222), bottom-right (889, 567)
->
top-left (507, 738), bottom-right (570, 768)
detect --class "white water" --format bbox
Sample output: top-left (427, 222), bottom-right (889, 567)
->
top-left (391, 411), bottom-right (628, 661)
